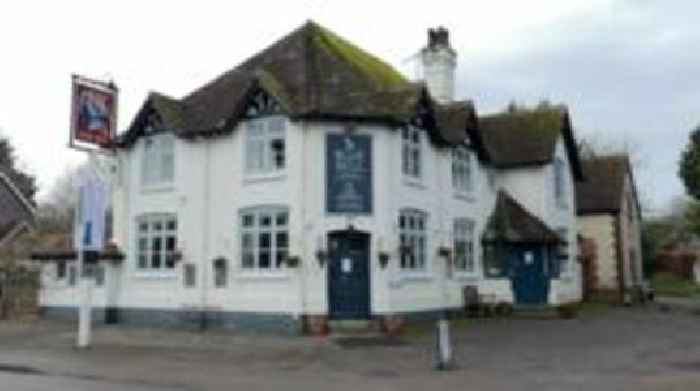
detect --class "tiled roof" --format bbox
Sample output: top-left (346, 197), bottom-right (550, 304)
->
top-left (479, 107), bottom-right (583, 179)
top-left (114, 21), bottom-right (477, 150)
top-left (483, 191), bottom-right (562, 244)
top-left (576, 154), bottom-right (631, 215)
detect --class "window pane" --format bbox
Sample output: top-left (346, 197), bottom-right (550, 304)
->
top-left (167, 219), bottom-right (177, 231)
top-left (259, 252), bottom-right (271, 268)
top-left (151, 252), bottom-right (161, 269)
top-left (259, 233), bottom-right (271, 249)
top-left (242, 233), bottom-right (254, 249)
top-left (260, 214), bottom-right (272, 227)
top-left (152, 237), bottom-right (162, 252)
top-left (276, 250), bottom-right (288, 268)
top-left (411, 129), bottom-right (420, 143)
top-left (275, 212), bottom-right (288, 227)
top-left (153, 221), bottom-right (163, 231)
top-left (242, 214), bottom-right (254, 227)
top-left (242, 252), bottom-right (255, 268)
top-left (138, 238), bottom-right (148, 251)
top-left (166, 236), bottom-right (176, 251)
top-left (270, 138), bottom-right (285, 169)
top-left (138, 255), bottom-right (148, 269)
top-left (138, 222), bottom-right (148, 232)
top-left (276, 232), bottom-right (288, 248)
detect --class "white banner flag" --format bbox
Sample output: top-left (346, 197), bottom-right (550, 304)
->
top-left (74, 169), bottom-right (109, 251)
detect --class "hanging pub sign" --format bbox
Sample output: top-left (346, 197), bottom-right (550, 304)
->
top-left (69, 75), bottom-right (118, 151)
top-left (326, 133), bottom-right (373, 214)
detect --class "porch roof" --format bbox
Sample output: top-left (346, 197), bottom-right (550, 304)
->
top-left (483, 191), bottom-right (563, 244)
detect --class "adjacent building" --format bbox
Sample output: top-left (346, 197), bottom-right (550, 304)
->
top-left (37, 22), bottom-right (583, 333)
top-left (576, 155), bottom-right (644, 302)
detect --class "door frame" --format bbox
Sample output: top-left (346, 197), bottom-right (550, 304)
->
top-left (326, 230), bottom-right (372, 320)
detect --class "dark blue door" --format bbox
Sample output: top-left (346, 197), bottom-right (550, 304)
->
top-left (511, 245), bottom-right (549, 305)
top-left (328, 232), bottom-right (370, 319)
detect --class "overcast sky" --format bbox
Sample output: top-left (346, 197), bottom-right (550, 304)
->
top-left (0, 0), bottom-right (696, 214)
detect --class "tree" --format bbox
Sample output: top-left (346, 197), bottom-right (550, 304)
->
top-left (679, 125), bottom-right (700, 200)
top-left (0, 132), bottom-right (37, 203)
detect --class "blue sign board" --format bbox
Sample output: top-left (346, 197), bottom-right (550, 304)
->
top-left (326, 134), bottom-right (373, 214)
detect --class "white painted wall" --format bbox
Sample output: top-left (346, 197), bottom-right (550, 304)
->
top-left (40, 120), bottom-right (582, 315)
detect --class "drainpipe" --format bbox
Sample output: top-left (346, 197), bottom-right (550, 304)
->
top-left (200, 139), bottom-right (212, 329)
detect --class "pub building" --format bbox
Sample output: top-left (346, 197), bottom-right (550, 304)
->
top-left (35, 22), bottom-right (583, 333)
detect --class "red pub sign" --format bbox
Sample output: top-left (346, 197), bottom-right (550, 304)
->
top-left (70, 75), bottom-right (118, 150)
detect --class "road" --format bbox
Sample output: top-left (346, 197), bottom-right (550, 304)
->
top-left (0, 305), bottom-right (699, 390)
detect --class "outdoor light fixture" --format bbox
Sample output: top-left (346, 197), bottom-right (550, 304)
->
top-left (378, 252), bottom-right (390, 269)
top-left (315, 236), bottom-right (327, 268)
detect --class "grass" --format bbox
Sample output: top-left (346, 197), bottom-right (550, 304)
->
top-left (652, 272), bottom-right (700, 298)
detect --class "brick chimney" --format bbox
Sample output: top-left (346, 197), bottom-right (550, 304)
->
top-left (420, 26), bottom-right (456, 104)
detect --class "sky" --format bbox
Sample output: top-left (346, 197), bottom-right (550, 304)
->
top-left (0, 0), bottom-right (697, 215)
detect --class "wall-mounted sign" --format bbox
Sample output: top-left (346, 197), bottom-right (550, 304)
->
top-left (70, 75), bottom-right (118, 151)
top-left (326, 134), bottom-right (373, 214)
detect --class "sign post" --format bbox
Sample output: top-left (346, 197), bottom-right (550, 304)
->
top-left (75, 170), bottom-right (108, 349)
top-left (69, 75), bottom-right (117, 349)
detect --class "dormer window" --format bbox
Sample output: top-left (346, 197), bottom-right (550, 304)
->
top-left (245, 117), bottom-right (286, 174)
top-left (141, 135), bottom-right (174, 187)
top-left (554, 158), bottom-right (567, 208)
top-left (402, 126), bottom-right (422, 178)
top-left (452, 146), bottom-right (473, 193)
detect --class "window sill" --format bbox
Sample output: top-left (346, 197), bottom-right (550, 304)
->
top-left (133, 271), bottom-right (178, 280)
top-left (235, 272), bottom-right (291, 281)
top-left (453, 273), bottom-right (479, 282)
top-left (397, 272), bottom-right (432, 282)
top-left (453, 192), bottom-right (476, 202)
top-left (141, 184), bottom-right (175, 194)
top-left (402, 177), bottom-right (426, 190)
top-left (243, 172), bottom-right (287, 185)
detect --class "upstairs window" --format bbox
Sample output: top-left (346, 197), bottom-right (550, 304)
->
top-left (454, 218), bottom-right (475, 273)
top-left (141, 135), bottom-right (174, 187)
top-left (240, 207), bottom-right (289, 271)
top-left (556, 227), bottom-right (569, 275)
top-left (399, 209), bottom-right (427, 271)
top-left (402, 127), bottom-right (422, 178)
top-left (136, 214), bottom-right (178, 271)
top-left (554, 158), bottom-right (567, 207)
top-left (452, 147), bottom-right (473, 193)
top-left (245, 117), bottom-right (286, 174)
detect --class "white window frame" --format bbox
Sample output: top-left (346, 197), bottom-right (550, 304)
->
top-left (554, 158), bottom-right (567, 208)
top-left (141, 134), bottom-right (175, 188)
top-left (399, 209), bottom-right (428, 273)
top-left (452, 147), bottom-right (474, 194)
top-left (401, 126), bottom-right (422, 179)
top-left (244, 116), bottom-right (286, 176)
top-left (135, 214), bottom-right (178, 273)
top-left (239, 206), bottom-right (289, 274)
top-left (453, 218), bottom-right (476, 275)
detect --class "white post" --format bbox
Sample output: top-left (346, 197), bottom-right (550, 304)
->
top-left (77, 252), bottom-right (93, 348)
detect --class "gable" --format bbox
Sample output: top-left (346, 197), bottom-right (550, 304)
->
top-left (577, 155), bottom-right (639, 216)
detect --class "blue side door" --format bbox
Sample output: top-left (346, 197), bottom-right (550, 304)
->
top-left (328, 232), bottom-right (371, 319)
top-left (511, 245), bottom-right (550, 305)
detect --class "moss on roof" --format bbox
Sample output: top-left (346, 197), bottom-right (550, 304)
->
top-left (479, 106), bottom-right (568, 167)
top-left (310, 22), bottom-right (409, 90)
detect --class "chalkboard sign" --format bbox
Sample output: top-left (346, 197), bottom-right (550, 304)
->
top-left (326, 134), bottom-right (373, 214)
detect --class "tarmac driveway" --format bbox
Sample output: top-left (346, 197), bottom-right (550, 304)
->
top-left (0, 305), bottom-right (699, 390)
